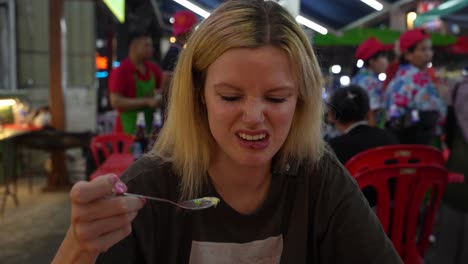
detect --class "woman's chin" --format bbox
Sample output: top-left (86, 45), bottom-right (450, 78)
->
top-left (231, 155), bottom-right (273, 168)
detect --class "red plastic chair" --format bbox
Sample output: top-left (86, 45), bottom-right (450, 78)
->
top-left (90, 133), bottom-right (134, 166)
top-left (345, 144), bottom-right (464, 183)
top-left (356, 164), bottom-right (448, 264)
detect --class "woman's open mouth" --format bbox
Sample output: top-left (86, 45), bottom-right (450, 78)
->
top-left (236, 131), bottom-right (270, 150)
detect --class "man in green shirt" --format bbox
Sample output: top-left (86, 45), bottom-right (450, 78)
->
top-left (109, 31), bottom-right (162, 134)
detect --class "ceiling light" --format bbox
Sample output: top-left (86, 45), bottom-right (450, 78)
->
top-left (407, 12), bottom-right (417, 29)
top-left (331, 65), bottom-right (341, 74)
top-left (173, 0), bottom-right (210, 18)
top-left (0, 99), bottom-right (16, 107)
top-left (296, 15), bottom-right (328, 35)
top-left (171, 1), bottom-right (329, 36)
top-left (360, 0), bottom-right (383, 11)
top-left (378, 73), bottom-right (386, 81)
top-left (356, 59), bottom-right (364, 68)
top-left (340, 76), bottom-right (350, 86)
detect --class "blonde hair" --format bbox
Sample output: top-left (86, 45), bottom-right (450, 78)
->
top-left (153, 0), bottom-right (324, 199)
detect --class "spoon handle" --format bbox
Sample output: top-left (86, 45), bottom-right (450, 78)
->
top-left (123, 192), bottom-right (181, 207)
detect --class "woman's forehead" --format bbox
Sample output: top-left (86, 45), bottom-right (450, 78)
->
top-left (205, 46), bottom-right (297, 88)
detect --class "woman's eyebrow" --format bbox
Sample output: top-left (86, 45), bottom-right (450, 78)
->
top-left (213, 82), bottom-right (242, 91)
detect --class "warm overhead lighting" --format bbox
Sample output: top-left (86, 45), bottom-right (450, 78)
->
top-left (173, 0), bottom-right (210, 18)
top-left (356, 59), bottom-right (364, 68)
top-left (360, 0), bottom-right (384, 11)
top-left (0, 99), bottom-right (17, 107)
top-left (378, 73), bottom-right (387, 81)
top-left (169, 37), bottom-right (177, 43)
top-left (331, 65), bottom-right (342, 74)
top-left (407, 12), bottom-right (418, 29)
top-left (340, 76), bottom-right (351, 86)
top-left (296, 15), bottom-right (328, 35)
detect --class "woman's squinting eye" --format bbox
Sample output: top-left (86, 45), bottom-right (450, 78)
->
top-left (220, 95), bottom-right (241, 102)
top-left (266, 97), bottom-right (287, 103)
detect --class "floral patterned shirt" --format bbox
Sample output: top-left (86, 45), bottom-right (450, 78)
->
top-left (351, 68), bottom-right (384, 110)
top-left (385, 64), bottom-right (446, 126)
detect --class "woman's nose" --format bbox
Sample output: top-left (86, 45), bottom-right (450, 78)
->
top-left (242, 98), bottom-right (265, 125)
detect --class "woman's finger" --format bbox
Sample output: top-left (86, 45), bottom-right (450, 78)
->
top-left (73, 211), bottom-right (138, 243)
top-left (81, 224), bottom-right (133, 254)
top-left (72, 196), bottom-right (143, 223)
top-left (70, 174), bottom-right (123, 204)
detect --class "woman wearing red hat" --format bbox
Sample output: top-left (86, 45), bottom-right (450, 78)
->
top-left (351, 37), bottom-right (392, 127)
top-left (384, 29), bottom-right (446, 146)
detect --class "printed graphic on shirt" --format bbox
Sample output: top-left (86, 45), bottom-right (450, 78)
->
top-left (189, 235), bottom-right (283, 264)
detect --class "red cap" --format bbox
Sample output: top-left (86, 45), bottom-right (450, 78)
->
top-left (399, 29), bottom-right (430, 53)
top-left (355, 37), bottom-right (393, 61)
top-left (173, 10), bottom-right (197, 37)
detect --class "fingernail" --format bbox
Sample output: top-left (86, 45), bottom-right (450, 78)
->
top-left (113, 182), bottom-right (127, 194)
top-left (111, 175), bottom-right (119, 184)
top-left (140, 198), bottom-right (147, 206)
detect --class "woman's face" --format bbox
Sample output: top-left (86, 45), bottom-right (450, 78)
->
top-left (204, 45), bottom-right (298, 168)
top-left (405, 39), bottom-right (433, 69)
top-left (369, 55), bottom-right (389, 74)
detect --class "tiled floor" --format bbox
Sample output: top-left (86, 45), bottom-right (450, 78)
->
top-left (0, 177), bottom-right (70, 264)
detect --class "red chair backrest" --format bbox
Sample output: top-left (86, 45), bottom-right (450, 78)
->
top-left (356, 164), bottom-right (447, 263)
top-left (90, 133), bottom-right (134, 166)
top-left (345, 144), bottom-right (444, 177)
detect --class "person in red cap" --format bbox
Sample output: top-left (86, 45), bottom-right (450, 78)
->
top-left (351, 37), bottom-right (392, 127)
top-left (161, 10), bottom-right (198, 117)
top-left (384, 29), bottom-right (446, 146)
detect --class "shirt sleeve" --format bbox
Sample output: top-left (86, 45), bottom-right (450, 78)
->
top-left (319, 156), bottom-right (403, 263)
top-left (108, 67), bottom-right (126, 95)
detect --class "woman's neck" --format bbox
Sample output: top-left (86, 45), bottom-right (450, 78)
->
top-left (208, 155), bottom-right (272, 214)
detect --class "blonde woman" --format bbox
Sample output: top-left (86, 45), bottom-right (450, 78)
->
top-left (53, 1), bottom-right (401, 263)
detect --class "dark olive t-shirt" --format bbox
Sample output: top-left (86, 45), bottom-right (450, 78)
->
top-left (97, 151), bottom-right (402, 263)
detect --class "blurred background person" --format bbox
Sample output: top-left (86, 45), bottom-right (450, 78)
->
top-left (109, 31), bottom-right (162, 135)
top-left (384, 29), bottom-right (446, 147)
top-left (327, 85), bottom-right (398, 165)
top-left (352, 37), bottom-right (392, 128)
top-left (426, 66), bottom-right (468, 264)
top-left (161, 10), bottom-right (197, 118)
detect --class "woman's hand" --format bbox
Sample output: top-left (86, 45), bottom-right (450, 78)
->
top-left (52, 174), bottom-right (145, 264)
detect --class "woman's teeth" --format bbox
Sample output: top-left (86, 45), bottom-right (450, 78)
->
top-left (238, 133), bottom-right (267, 141)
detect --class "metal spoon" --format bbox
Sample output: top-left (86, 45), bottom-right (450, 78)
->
top-left (123, 192), bottom-right (220, 210)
